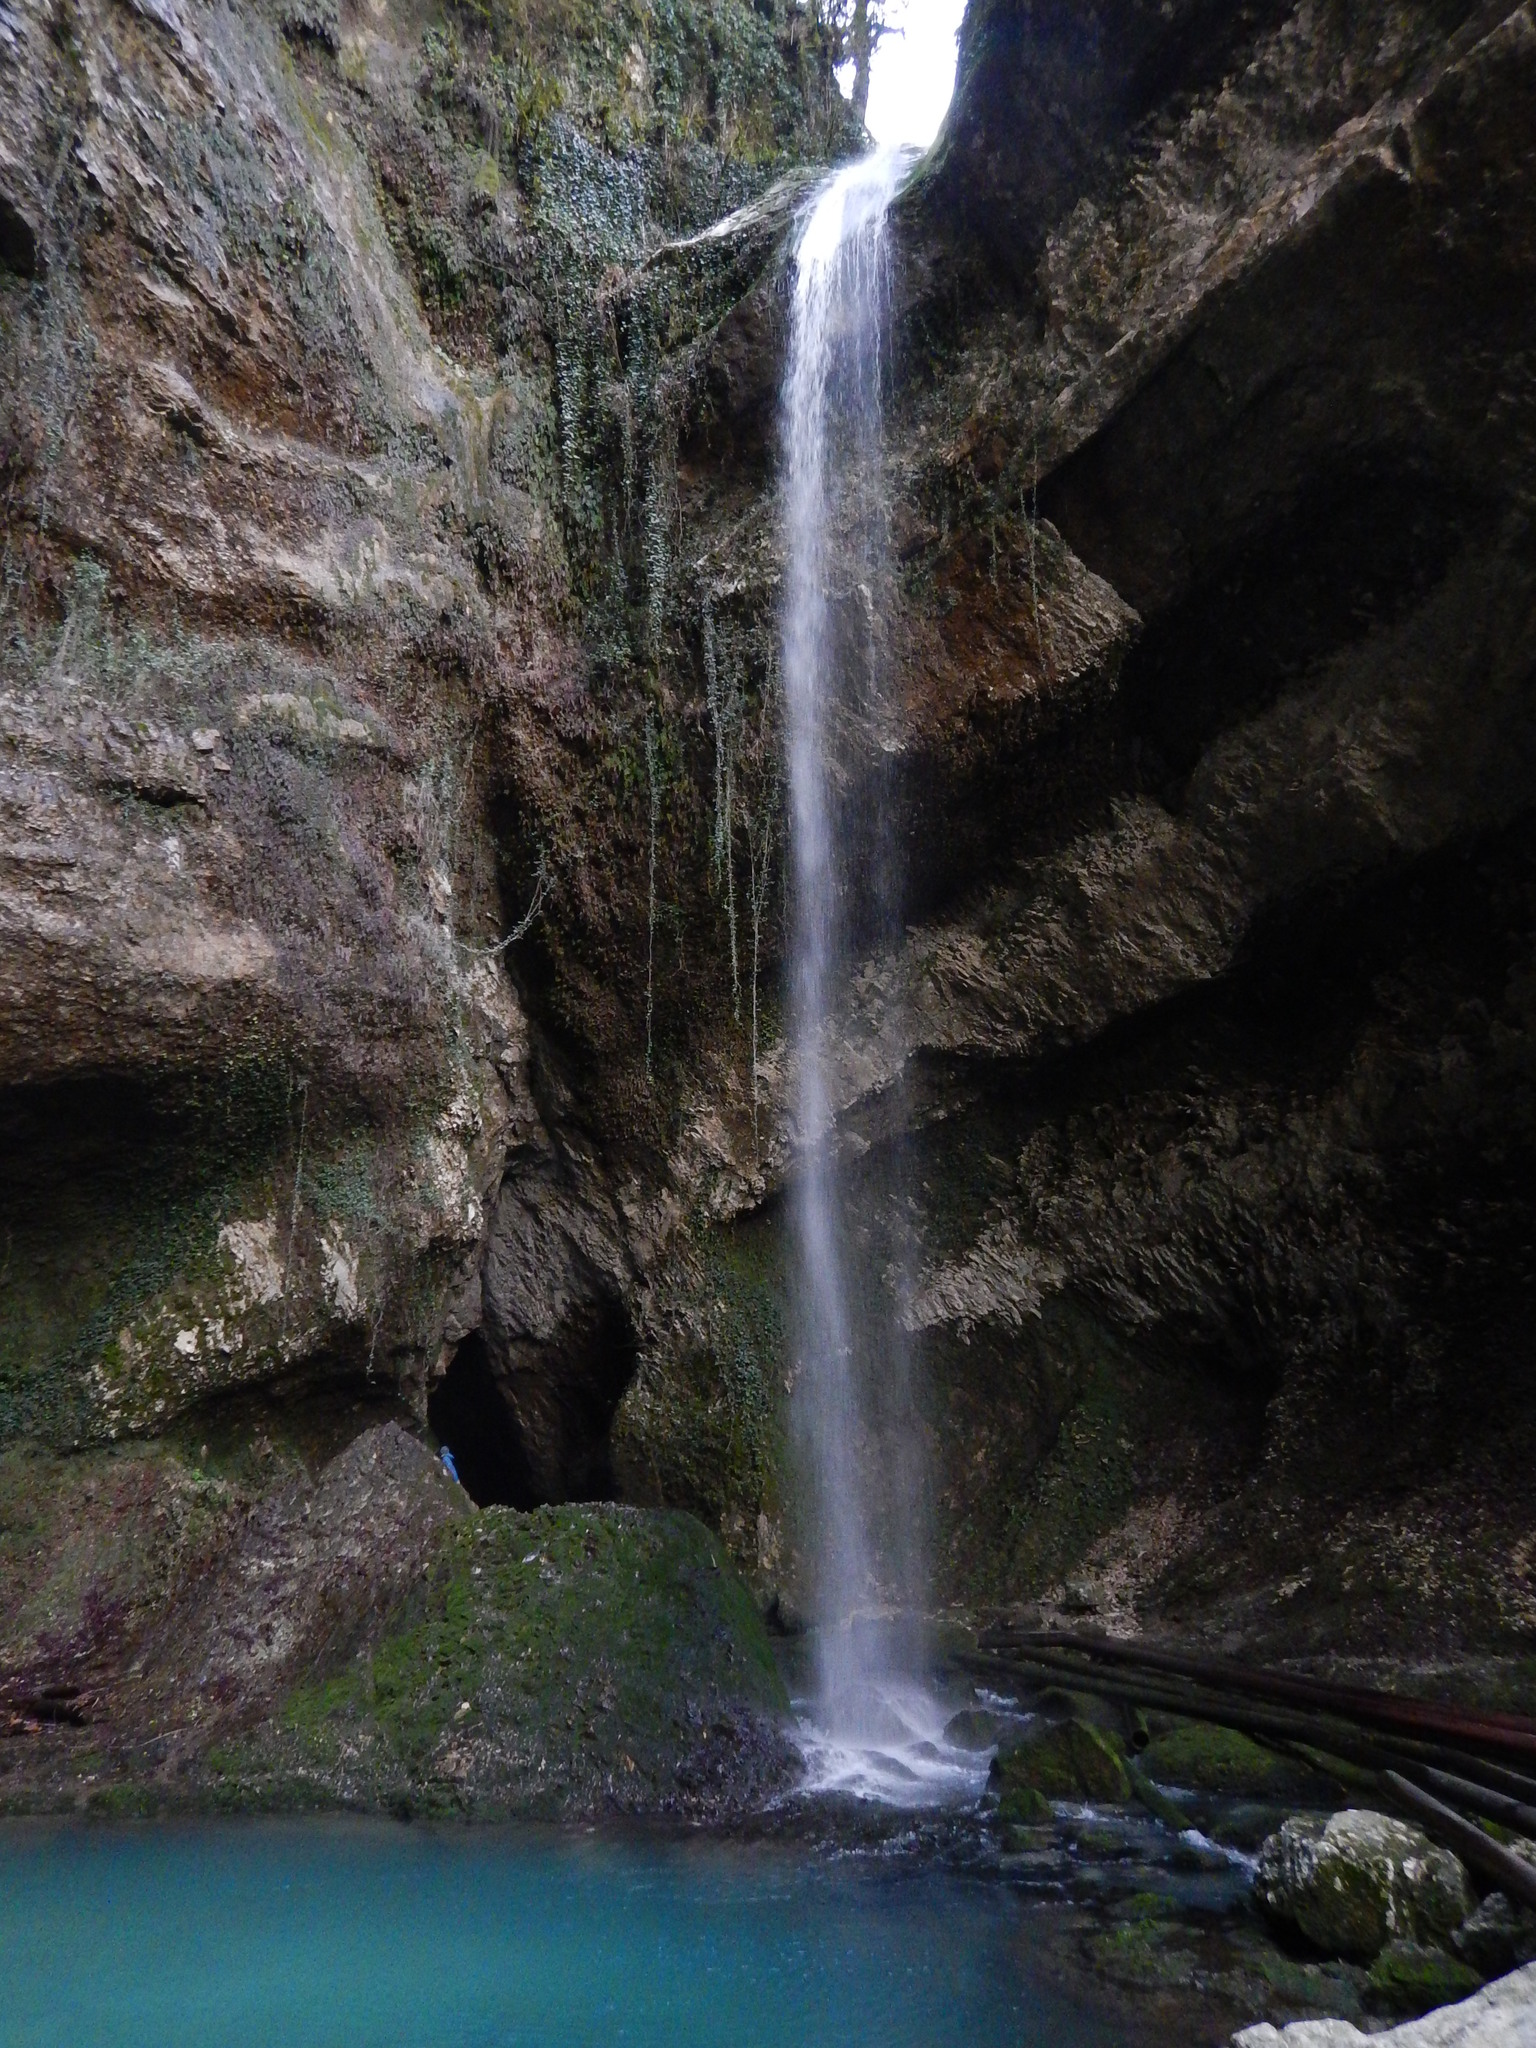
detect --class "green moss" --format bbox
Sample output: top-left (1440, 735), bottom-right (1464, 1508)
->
top-left (997, 1782), bottom-right (1053, 1825)
top-left (1086, 1917), bottom-right (1201, 1992)
top-left (989, 1342), bottom-right (1142, 1599)
top-left (1140, 1721), bottom-right (1317, 1799)
top-left (612, 1218), bottom-right (790, 1566)
top-left (0, 1066), bottom-right (299, 1447)
top-left (212, 1502), bottom-right (787, 1815)
top-left (84, 1782), bottom-right (159, 1818)
top-left (1366, 1942), bottom-right (1482, 2018)
top-left (992, 1718), bottom-right (1130, 1806)
top-left (1126, 1760), bottom-right (1192, 1830)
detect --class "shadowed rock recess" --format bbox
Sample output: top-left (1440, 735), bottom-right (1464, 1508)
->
top-left (0, 0), bottom-right (1533, 1836)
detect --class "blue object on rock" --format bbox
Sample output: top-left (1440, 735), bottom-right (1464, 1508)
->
top-left (441, 1447), bottom-right (460, 1485)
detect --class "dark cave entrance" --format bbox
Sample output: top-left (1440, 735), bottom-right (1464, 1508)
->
top-left (427, 1300), bottom-right (640, 1510)
top-left (427, 1331), bottom-right (537, 1509)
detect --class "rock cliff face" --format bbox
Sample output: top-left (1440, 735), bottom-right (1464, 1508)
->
top-left (0, 0), bottom-right (1532, 1792)
top-left (614, 0), bottom-right (1536, 1660)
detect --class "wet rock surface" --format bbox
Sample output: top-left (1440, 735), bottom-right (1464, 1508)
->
top-left (0, 1423), bottom-right (792, 1820)
top-left (1235, 1960), bottom-right (1536, 2045)
top-left (1455, 1891), bottom-right (1536, 1980)
top-left (1257, 1811), bottom-right (1475, 1961)
top-left (0, 11), bottom-right (1531, 2047)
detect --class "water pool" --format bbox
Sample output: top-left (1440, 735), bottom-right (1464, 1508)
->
top-left (0, 1818), bottom-right (1118, 2048)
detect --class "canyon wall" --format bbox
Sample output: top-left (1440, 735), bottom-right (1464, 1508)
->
top-left (1, 0), bottom-right (1533, 1744)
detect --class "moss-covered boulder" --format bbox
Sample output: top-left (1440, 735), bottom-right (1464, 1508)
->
top-left (1365, 1940), bottom-right (1483, 2018)
top-left (1256, 1811), bottom-right (1474, 1960)
top-left (208, 1502), bottom-right (792, 1819)
top-left (991, 1716), bottom-right (1130, 1813)
top-left (1140, 1721), bottom-right (1328, 1800)
top-left (944, 1706), bottom-right (1012, 1751)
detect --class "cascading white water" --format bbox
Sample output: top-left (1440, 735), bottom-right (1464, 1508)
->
top-left (781, 149), bottom-right (986, 1806)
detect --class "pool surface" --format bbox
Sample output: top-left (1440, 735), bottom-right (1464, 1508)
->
top-left (0, 1818), bottom-right (1120, 2048)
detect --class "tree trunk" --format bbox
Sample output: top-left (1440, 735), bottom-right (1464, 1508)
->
top-left (850, 0), bottom-right (871, 128)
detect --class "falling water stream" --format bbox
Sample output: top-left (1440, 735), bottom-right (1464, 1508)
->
top-left (781, 150), bottom-right (986, 1806)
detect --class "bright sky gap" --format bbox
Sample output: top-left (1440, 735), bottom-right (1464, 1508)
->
top-left (841, 0), bottom-right (968, 150)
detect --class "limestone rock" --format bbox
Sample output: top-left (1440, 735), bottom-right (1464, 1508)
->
top-left (1233, 1960), bottom-right (1536, 2046)
top-left (1455, 1895), bottom-right (1536, 1981)
top-left (211, 1500), bottom-right (793, 1821)
top-left (1256, 1811), bottom-right (1475, 1960)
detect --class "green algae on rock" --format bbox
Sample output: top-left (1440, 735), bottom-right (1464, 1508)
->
top-left (1256, 1812), bottom-right (1474, 1961)
top-left (208, 1499), bottom-right (792, 1818)
top-left (991, 1716), bottom-right (1131, 1811)
top-left (1139, 1722), bottom-right (1332, 1803)
top-left (1364, 1941), bottom-right (1483, 2021)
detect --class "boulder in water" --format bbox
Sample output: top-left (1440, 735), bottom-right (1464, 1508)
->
top-left (991, 1716), bottom-right (1131, 1809)
top-left (1140, 1721), bottom-right (1332, 1801)
top-left (1256, 1810), bottom-right (1474, 1959)
top-left (943, 1706), bottom-right (1011, 1751)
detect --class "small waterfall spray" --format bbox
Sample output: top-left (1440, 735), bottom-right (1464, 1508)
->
top-left (780, 149), bottom-right (983, 1804)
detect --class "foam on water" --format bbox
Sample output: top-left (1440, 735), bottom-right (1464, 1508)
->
top-left (793, 1678), bottom-right (995, 1806)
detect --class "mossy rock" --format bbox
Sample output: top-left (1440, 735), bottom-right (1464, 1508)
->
top-left (1365, 1941), bottom-right (1483, 2018)
top-left (991, 1716), bottom-right (1130, 1806)
top-left (1140, 1720), bottom-right (1320, 1799)
top-left (210, 1503), bottom-right (791, 1817)
top-left (944, 1706), bottom-right (1010, 1751)
top-left (997, 1782), bottom-right (1053, 1825)
top-left (1126, 1759), bottom-right (1191, 1829)
top-left (1256, 1811), bottom-right (1474, 1960)
top-left (1087, 1917), bottom-right (1201, 1992)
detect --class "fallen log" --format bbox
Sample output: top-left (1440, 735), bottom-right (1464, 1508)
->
top-left (959, 1645), bottom-right (1536, 1828)
top-left (959, 1646), bottom-right (1397, 1772)
top-left (982, 1630), bottom-right (1536, 1767)
top-left (1380, 1771), bottom-right (1536, 1915)
top-left (1411, 1764), bottom-right (1536, 1840)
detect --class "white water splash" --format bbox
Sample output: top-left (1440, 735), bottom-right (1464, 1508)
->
top-left (795, 1679), bottom-right (995, 1807)
top-left (782, 148), bottom-right (967, 1801)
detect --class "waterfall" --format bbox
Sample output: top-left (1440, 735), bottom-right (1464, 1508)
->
top-left (780, 150), bottom-right (983, 1803)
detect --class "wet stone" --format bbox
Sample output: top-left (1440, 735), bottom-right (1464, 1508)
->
top-left (1364, 1939), bottom-right (1483, 2019)
top-left (943, 1706), bottom-right (1011, 1751)
top-left (1255, 1811), bottom-right (1474, 1960)
top-left (1140, 1722), bottom-right (1332, 1803)
top-left (1452, 1890), bottom-right (1536, 1978)
top-left (991, 1716), bottom-right (1132, 1808)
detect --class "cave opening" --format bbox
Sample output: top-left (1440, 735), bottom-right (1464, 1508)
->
top-left (427, 1331), bottom-right (537, 1510)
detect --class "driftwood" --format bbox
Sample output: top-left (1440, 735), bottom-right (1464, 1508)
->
top-left (964, 1643), bottom-right (1536, 1802)
top-left (1413, 1764), bottom-right (1536, 1840)
top-left (1380, 1772), bottom-right (1536, 1915)
top-left (960, 1646), bottom-right (1413, 1776)
top-left (961, 1639), bottom-right (1536, 1856)
top-left (981, 1630), bottom-right (1536, 1767)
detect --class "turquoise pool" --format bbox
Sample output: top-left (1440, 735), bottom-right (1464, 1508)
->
top-left (0, 1818), bottom-right (1119, 2047)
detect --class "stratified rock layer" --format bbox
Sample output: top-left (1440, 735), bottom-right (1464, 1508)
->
top-left (2, 0), bottom-right (1534, 1768)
